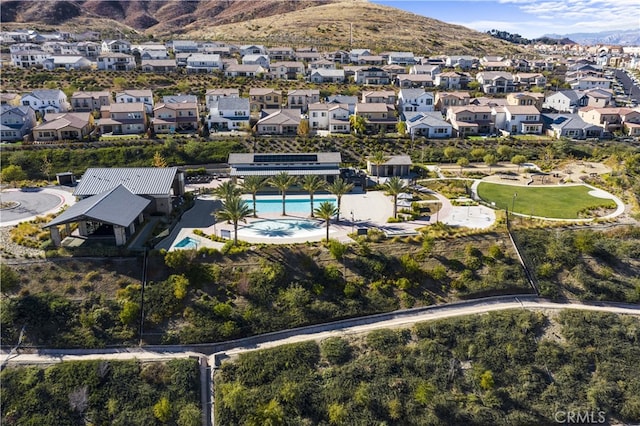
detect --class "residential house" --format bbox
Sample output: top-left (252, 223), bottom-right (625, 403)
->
top-left (584, 88), bottom-right (614, 108)
top-left (542, 90), bottom-right (589, 113)
top-left (480, 57), bottom-right (511, 71)
top-left (225, 64), bottom-right (266, 78)
top-left (1, 105), bottom-right (37, 142)
top-left (476, 71), bottom-right (516, 94)
top-left (493, 105), bottom-right (543, 135)
top-left (240, 45), bottom-right (267, 56)
top-left (506, 92), bottom-right (544, 110)
top-left (445, 55), bottom-right (478, 70)
top-left (131, 43), bottom-right (168, 59)
top-left (350, 49), bottom-right (372, 63)
top-left (205, 88), bottom-right (240, 110)
top-left (287, 90), bottom-right (320, 113)
top-left (21, 89), bottom-right (69, 115)
top-left (308, 103), bottom-right (350, 134)
top-left (98, 102), bottom-right (147, 135)
top-left (294, 51), bottom-right (322, 62)
top-left (514, 73), bottom-right (547, 89)
top-left (435, 91), bottom-right (471, 114)
top-left (208, 97), bottom-right (250, 131)
top-left (115, 90), bottom-right (154, 114)
top-left (267, 46), bottom-right (295, 61)
top-left (10, 49), bottom-right (49, 68)
top-left (327, 95), bottom-right (358, 114)
top-left (410, 64), bottom-right (440, 77)
top-left (141, 59), bottom-right (178, 73)
top-left (0, 93), bottom-right (21, 106)
top-left (242, 54), bottom-right (270, 69)
top-left (446, 105), bottom-right (494, 136)
top-left (152, 102), bottom-right (199, 133)
top-left (163, 95), bottom-right (198, 104)
top-left (42, 55), bottom-right (92, 71)
top-left (387, 52), bottom-right (416, 66)
top-left (354, 67), bottom-right (390, 85)
top-left (32, 112), bottom-right (94, 142)
top-left (541, 113), bottom-right (604, 139)
top-left (307, 59), bottom-right (336, 71)
top-left (97, 53), bottom-right (136, 71)
top-left (249, 88), bottom-right (282, 112)
top-left (357, 55), bottom-right (385, 66)
top-left (569, 77), bottom-right (612, 90)
top-left (404, 111), bottom-right (452, 138)
top-left (327, 50), bottom-right (350, 64)
top-left (186, 54), bottom-right (222, 73)
top-left (75, 41), bottom-right (101, 58)
top-left (470, 97), bottom-right (508, 108)
top-left (362, 90), bottom-right (397, 105)
top-left (255, 109), bottom-right (301, 135)
top-left (101, 39), bottom-right (131, 54)
top-left (171, 40), bottom-right (199, 54)
top-left (434, 71), bottom-right (472, 90)
top-left (309, 69), bottom-right (345, 83)
top-left (397, 74), bottom-right (434, 88)
top-left (354, 103), bottom-right (397, 134)
top-left (398, 89), bottom-right (434, 116)
top-left (71, 91), bottom-right (111, 112)
top-left (578, 107), bottom-right (640, 134)
top-left (382, 64), bottom-right (407, 81)
top-left (269, 61), bottom-right (305, 80)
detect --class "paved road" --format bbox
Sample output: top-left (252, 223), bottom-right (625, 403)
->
top-left (3, 296), bottom-right (639, 426)
top-left (614, 69), bottom-right (640, 103)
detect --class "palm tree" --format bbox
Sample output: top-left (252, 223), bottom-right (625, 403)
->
top-left (214, 195), bottom-right (252, 245)
top-left (369, 151), bottom-right (388, 184)
top-left (241, 176), bottom-right (265, 217)
top-left (269, 172), bottom-right (298, 216)
top-left (327, 177), bottom-right (354, 222)
top-left (314, 201), bottom-right (339, 242)
top-left (213, 180), bottom-right (241, 202)
top-left (301, 175), bottom-right (326, 217)
top-left (384, 176), bottom-right (409, 219)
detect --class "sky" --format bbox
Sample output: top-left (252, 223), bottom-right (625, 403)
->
top-left (372, 0), bottom-right (640, 39)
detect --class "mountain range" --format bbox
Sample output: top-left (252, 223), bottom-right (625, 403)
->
top-left (0, 0), bottom-right (526, 55)
top-left (543, 29), bottom-right (640, 46)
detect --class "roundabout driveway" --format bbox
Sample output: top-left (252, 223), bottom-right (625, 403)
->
top-left (0, 187), bottom-right (75, 227)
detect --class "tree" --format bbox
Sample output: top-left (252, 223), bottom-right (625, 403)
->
top-left (471, 147), bottom-right (486, 161)
top-left (1, 164), bottom-right (27, 184)
top-left (349, 114), bottom-right (366, 135)
top-left (0, 264), bottom-right (20, 293)
top-left (119, 300), bottom-right (140, 327)
top-left (314, 201), bottom-right (339, 242)
top-left (297, 118), bottom-right (310, 137)
top-left (269, 172), bottom-right (297, 216)
top-left (328, 403), bottom-right (347, 425)
top-left (480, 370), bottom-right (495, 390)
top-left (457, 156), bottom-right (469, 174)
top-left (484, 153), bottom-right (497, 173)
top-left (301, 175), bottom-right (326, 217)
top-left (213, 180), bottom-right (241, 202)
top-left (41, 154), bottom-right (53, 181)
top-left (327, 177), bottom-right (353, 222)
top-left (152, 151), bottom-right (168, 168)
top-left (443, 147), bottom-right (458, 163)
top-left (153, 396), bottom-right (172, 423)
top-left (369, 151), bottom-right (388, 184)
top-left (511, 154), bottom-right (527, 173)
top-left (215, 195), bottom-right (252, 245)
top-left (497, 145), bottom-right (513, 160)
top-left (177, 403), bottom-right (200, 426)
top-left (384, 176), bottom-right (409, 219)
top-left (396, 121), bottom-right (407, 136)
top-left (241, 176), bottom-right (265, 217)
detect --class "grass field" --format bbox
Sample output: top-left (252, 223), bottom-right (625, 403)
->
top-left (477, 182), bottom-right (617, 219)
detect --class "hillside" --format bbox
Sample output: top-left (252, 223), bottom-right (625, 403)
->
top-left (1, 0), bottom-right (526, 55)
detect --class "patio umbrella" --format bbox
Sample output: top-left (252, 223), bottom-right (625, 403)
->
top-left (398, 192), bottom-right (413, 200)
top-left (396, 200), bottom-right (412, 207)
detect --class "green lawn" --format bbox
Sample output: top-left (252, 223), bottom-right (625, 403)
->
top-left (477, 182), bottom-right (616, 219)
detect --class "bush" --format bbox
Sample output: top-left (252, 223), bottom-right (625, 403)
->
top-left (320, 337), bottom-right (352, 365)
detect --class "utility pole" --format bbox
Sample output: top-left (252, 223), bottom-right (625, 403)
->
top-left (350, 23), bottom-right (353, 48)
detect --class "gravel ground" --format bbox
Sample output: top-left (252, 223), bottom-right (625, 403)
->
top-left (0, 226), bottom-right (45, 260)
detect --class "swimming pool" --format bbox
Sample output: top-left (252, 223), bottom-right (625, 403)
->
top-left (237, 218), bottom-right (326, 239)
top-left (174, 236), bottom-right (199, 249)
top-left (249, 196), bottom-right (336, 215)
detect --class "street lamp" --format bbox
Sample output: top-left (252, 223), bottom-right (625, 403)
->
top-left (350, 210), bottom-right (354, 233)
top-left (512, 192), bottom-right (518, 213)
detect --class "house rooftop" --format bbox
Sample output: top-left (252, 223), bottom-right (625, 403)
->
top-left (74, 167), bottom-right (179, 197)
